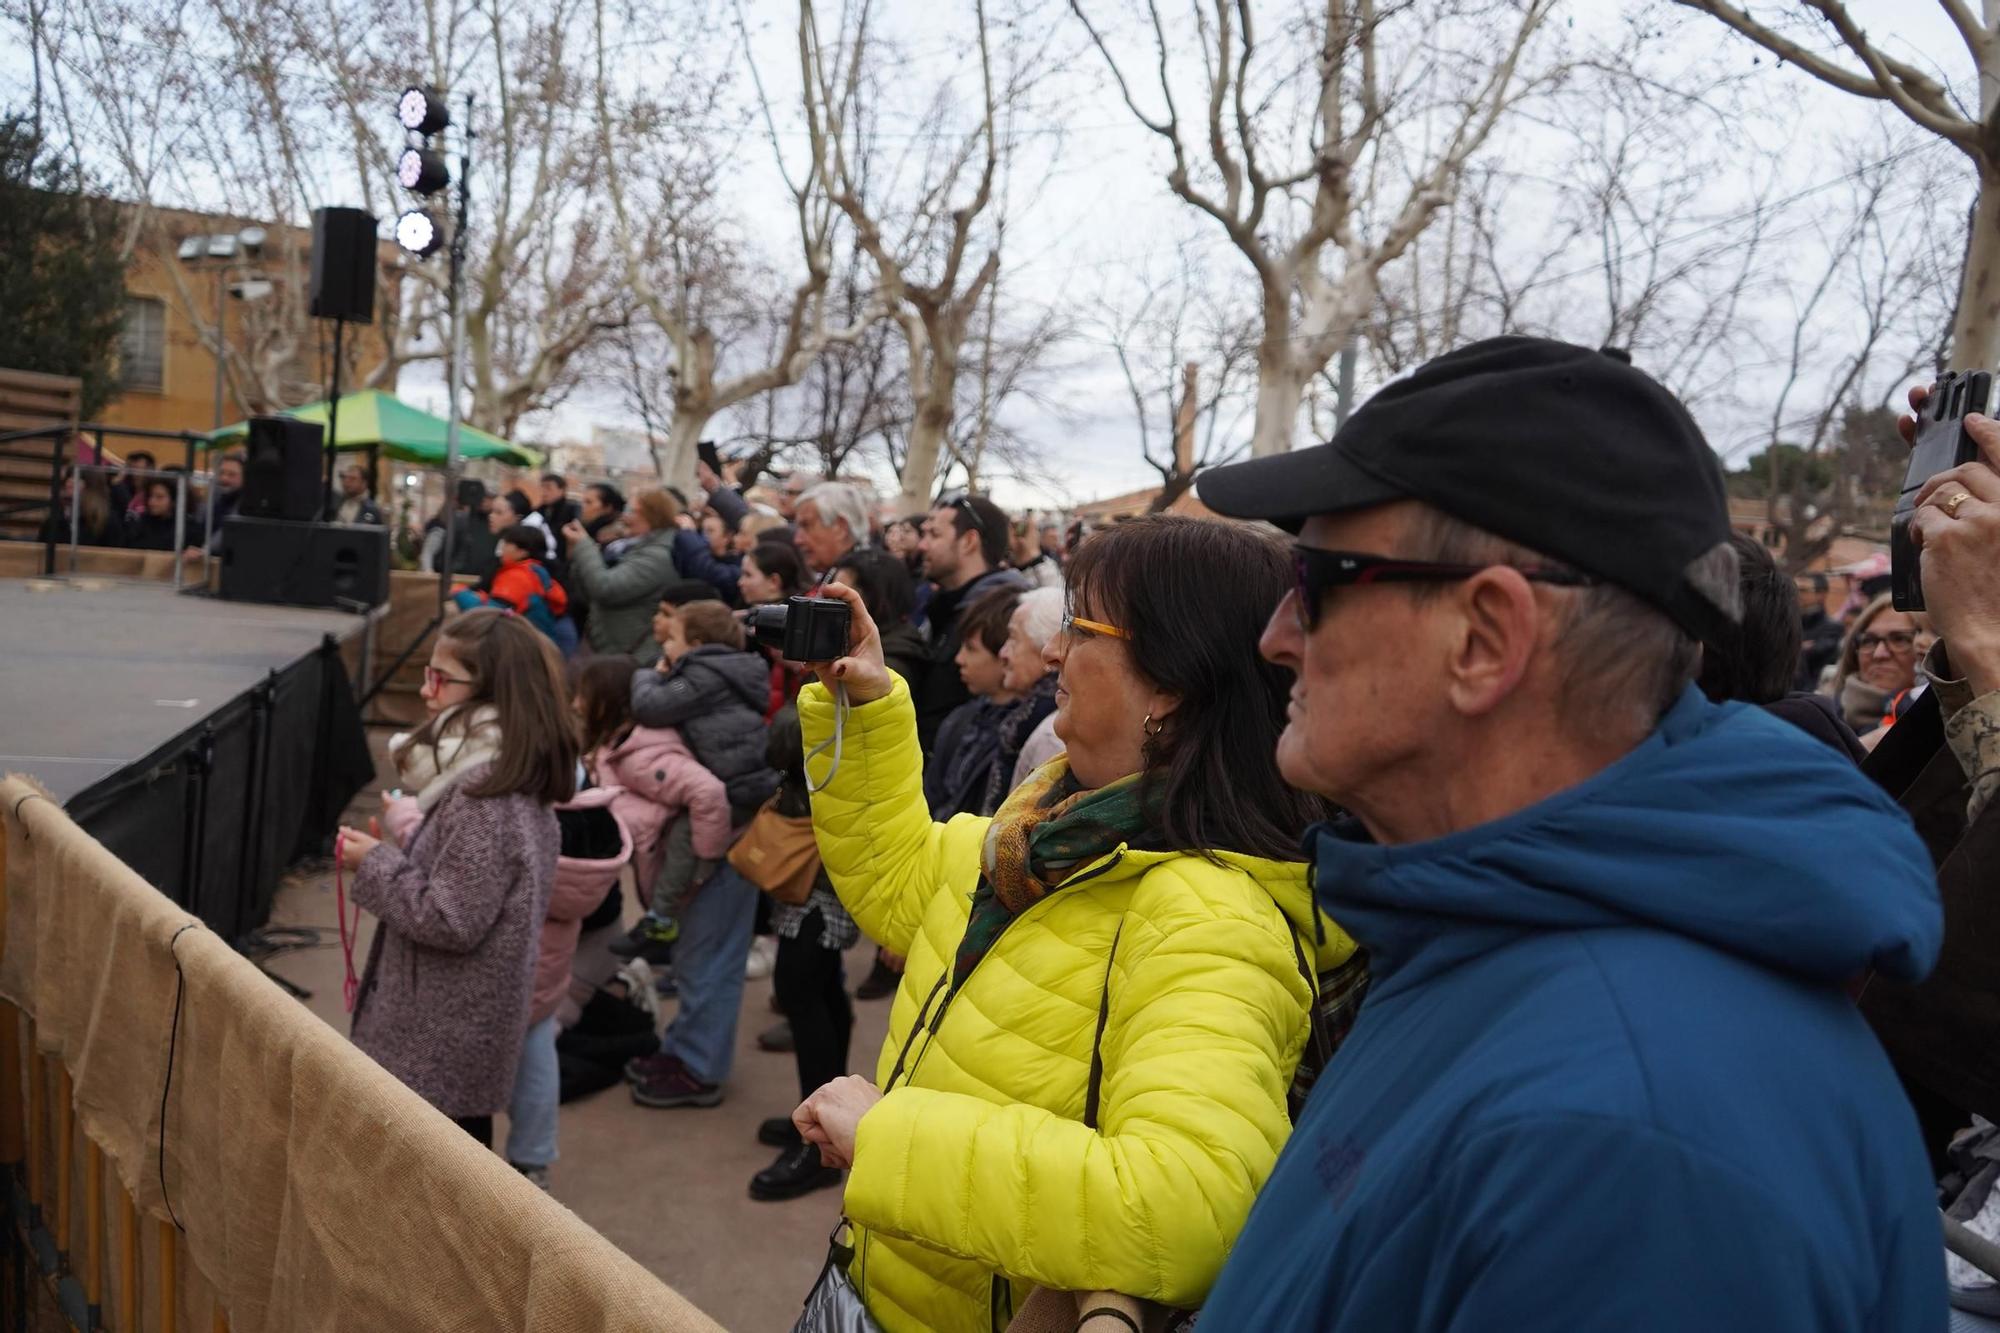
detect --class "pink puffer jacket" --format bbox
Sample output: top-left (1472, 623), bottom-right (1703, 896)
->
top-left (533, 785), bottom-right (631, 1023)
top-left (590, 726), bottom-right (731, 891)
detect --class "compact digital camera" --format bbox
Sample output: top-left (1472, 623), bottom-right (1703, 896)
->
top-left (749, 595), bottom-right (851, 662)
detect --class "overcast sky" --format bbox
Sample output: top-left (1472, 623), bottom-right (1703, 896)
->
top-left (12, 0), bottom-right (1976, 511)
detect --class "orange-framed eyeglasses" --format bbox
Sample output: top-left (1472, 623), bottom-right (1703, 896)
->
top-left (1061, 613), bottom-right (1131, 641)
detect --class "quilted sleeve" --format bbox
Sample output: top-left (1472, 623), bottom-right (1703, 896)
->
top-left (380, 795), bottom-right (424, 849)
top-left (631, 664), bottom-right (703, 729)
top-left (843, 870), bottom-right (1309, 1306)
top-left (652, 753), bottom-right (733, 861)
top-left (800, 676), bottom-right (951, 959)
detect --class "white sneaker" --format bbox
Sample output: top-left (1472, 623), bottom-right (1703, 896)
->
top-left (744, 937), bottom-right (777, 980)
top-left (615, 958), bottom-right (662, 1022)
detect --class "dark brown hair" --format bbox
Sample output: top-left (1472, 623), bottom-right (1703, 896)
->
top-left (1696, 532), bottom-right (1799, 705)
top-left (571, 655), bottom-right (638, 758)
top-left (1065, 515), bottom-right (1332, 861)
top-left (418, 609), bottom-right (578, 804)
top-left (679, 600), bottom-right (746, 651)
top-left (748, 542), bottom-right (804, 597)
top-left (959, 588), bottom-right (1020, 655)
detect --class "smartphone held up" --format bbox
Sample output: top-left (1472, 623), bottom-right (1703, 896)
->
top-left (1892, 370), bottom-right (1995, 612)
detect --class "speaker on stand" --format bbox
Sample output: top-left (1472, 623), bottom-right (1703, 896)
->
top-left (238, 417), bottom-right (325, 522)
top-left (307, 207), bottom-right (378, 508)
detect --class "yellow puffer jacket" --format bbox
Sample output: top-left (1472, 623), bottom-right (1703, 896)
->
top-left (801, 677), bottom-right (1355, 1333)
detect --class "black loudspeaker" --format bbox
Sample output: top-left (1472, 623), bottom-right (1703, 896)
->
top-left (219, 516), bottom-right (390, 610)
top-left (308, 207), bottom-right (377, 324)
top-left (239, 417), bottom-right (325, 522)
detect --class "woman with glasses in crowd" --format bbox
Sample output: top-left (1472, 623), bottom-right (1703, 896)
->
top-left (788, 515), bottom-right (1355, 1333)
top-left (1828, 593), bottom-right (1934, 738)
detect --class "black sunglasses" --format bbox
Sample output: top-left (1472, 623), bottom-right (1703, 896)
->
top-left (1292, 546), bottom-right (1596, 630)
top-left (938, 492), bottom-right (990, 542)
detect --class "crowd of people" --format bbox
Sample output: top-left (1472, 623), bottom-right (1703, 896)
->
top-left (321, 339), bottom-right (2000, 1333)
top-left (34, 451), bottom-right (396, 558)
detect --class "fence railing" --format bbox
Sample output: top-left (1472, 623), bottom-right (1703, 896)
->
top-left (0, 775), bottom-right (724, 1333)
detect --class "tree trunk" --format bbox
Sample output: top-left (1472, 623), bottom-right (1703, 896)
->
top-left (1951, 158), bottom-right (2000, 371)
top-left (1251, 353), bottom-right (1307, 456)
top-left (899, 391), bottom-right (952, 511)
top-left (658, 411), bottom-right (705, 492)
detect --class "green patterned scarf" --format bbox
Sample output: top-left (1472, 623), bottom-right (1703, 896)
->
top-left (950, 756), bottom-right (1163, 993)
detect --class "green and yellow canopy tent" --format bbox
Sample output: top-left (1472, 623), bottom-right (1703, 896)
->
top-left (207, 389), bottom-right (542, 469)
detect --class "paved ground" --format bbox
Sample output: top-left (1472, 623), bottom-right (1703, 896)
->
top-left (259, 732), bottom-right (891, 1331)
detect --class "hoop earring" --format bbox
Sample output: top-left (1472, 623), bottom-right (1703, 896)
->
top-left (1142, 713), bottom-right (1163, 738)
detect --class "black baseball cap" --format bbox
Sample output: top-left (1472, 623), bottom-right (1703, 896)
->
top-left (1196, 336), bottom-right (1738, 638)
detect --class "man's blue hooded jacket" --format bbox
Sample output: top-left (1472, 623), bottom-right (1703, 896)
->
top-left (1203, 689), bottom-right (1946, 1331)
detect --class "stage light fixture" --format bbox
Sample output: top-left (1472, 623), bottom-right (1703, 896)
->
top-left (397, 86), bottom-right (450, 136)
top-left (395, 209), bottom-right (443, 258)
top-left (397, 146), bottom-right (450, 195)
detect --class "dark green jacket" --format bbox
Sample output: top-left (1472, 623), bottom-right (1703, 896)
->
top-left (569, 529), bottom-right (678, 663)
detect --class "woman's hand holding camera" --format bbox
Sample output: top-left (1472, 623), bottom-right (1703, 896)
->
top-left (1900, 385), bottom-right (2000, 696)
top-left (805, 581), bottom-right (894, 705)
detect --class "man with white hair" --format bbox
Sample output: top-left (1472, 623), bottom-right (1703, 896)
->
top-left (794, 481), bottom-right (868, 575)
top-left (1194, 337), bottom-right (1945, 1330)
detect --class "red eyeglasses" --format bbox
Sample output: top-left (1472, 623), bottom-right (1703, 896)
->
top-left (1291, 546), bottom-right (1595, 631)
top-left (423, 665), bottom-right (475, 693)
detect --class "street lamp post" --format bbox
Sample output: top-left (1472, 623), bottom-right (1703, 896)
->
top-left (176, 226), bottom-right (268, 430)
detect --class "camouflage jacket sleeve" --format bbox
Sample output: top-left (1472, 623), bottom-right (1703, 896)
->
top-left (1925, 642), bottom-right (2000, 824)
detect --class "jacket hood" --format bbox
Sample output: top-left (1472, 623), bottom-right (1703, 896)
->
top-left (682, 644), bottom-right (772, 710)
top-left (1310, 687), bottom-right (1939, 991)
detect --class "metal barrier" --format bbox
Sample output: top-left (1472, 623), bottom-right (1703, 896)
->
top-left (0, 424), bottom-right (215, 584)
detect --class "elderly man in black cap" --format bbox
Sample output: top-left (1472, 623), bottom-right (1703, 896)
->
top-left (1196, 337), bottom-right (1945, 1331)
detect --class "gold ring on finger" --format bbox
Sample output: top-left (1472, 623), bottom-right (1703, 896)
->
top-left (1942, 491), bottom-right (1974, 518)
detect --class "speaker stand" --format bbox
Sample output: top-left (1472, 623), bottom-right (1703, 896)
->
top-left (321, 316), bottom-right (347, 514)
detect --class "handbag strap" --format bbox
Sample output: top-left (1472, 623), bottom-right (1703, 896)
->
top-left (1083, 923), bottom-right (1124, 1130)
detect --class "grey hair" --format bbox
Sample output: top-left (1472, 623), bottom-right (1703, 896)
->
top-left (1404, 507), bottom-right (1707, 737)
top-left (798, 481), bottom-right (869, 544)
top-left (1014, 586), bottom-right (1066, 653)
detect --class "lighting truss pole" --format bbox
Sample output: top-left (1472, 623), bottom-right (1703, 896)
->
top-left (437, 91), bottom-right (474, 610)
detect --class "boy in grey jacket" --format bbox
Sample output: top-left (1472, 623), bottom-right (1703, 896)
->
top-left (617, 599), bottom-right (782, 960)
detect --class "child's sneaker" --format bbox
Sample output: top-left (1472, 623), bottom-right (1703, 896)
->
top-left (513, 1162), bottom-right (551, 1192)
top-left (609, 913), bottom-right (679, 965)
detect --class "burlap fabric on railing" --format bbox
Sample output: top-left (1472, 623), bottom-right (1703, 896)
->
top-left (0, 775), bottom-right (724, 1333)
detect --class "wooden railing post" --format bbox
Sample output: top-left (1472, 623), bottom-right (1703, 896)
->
top-left (85, 1140), bottom-right (102, 1326)
top-left (54, 1064), bottom-right (71, 1256)
top-left (117, 1188), bottom-right (136, 1333)
top-left (159, 1219), bottom-right (177, 1333)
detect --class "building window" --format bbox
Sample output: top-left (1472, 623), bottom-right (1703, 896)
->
top-left (120, 296), bottom-right (165, 392)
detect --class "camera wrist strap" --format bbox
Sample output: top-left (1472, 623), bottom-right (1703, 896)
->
top-left (805, 681), bottom-right (848, 794)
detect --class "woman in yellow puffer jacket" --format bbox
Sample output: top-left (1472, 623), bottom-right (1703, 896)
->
top-left (793, 515), bottom-right (1356, 1333)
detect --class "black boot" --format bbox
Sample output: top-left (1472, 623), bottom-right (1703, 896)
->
top-left (759, 1115), bottom-right (802, 1148)
top-left (749, 1141), bottom-right (844, 1201)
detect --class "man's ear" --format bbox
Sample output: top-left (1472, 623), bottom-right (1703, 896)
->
top-left (1443, 568), bottom-right (1541, 718)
